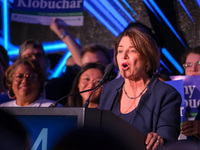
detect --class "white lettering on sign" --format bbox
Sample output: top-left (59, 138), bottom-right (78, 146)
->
top-left (17, 0), bottom-right (83, 9)
top-left (184, 85), bottom-right (196, 98)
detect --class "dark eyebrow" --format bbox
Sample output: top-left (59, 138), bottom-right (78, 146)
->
top-left (118, 45), bottom-right (135, 48)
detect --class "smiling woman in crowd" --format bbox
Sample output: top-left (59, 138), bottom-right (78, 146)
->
top-left (0, 58), bottom-right (60, 107)
top-left (65, 63), bottom-right (105, 108)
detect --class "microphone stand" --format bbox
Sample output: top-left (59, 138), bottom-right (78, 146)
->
top-left (83, 83), bottom-right (103, 108)
top-left (83, 72), bottom-right (117, 108)
top-left (49, 83), bottom-right (103, 107)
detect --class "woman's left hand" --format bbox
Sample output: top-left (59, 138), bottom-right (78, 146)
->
top-left (145, 132), bottom-right (164, 150)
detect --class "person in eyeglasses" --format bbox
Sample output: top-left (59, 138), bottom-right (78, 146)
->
top-left (64, 63), bottom-right (105, 108)
top-left (0, 58), bottom-right (62, 107)
top-left (17, 39), bottom-right (75, 103)
top-left (181, 46), bottom-right (200, 140)
top-left (182, 46), bottom-right (200, 76)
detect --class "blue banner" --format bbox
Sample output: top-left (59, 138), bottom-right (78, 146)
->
top-left (165, 79), bottom-right (186, 123)
top-left (170, 75), bottom-right (200, 118)
top-left (11, 0), bottom-right (84, 26)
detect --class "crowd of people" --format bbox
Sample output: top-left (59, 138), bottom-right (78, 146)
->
top-left (0, 18), bottom-right (200, 149)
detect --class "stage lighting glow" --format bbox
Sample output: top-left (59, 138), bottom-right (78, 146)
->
top-left (149, 0), bottom-right (186, 48)
top-left (84, 0), bottom-right (119, 36)
top-left (143, 0), bottom-right (161, 22)
top-left (113, 0), bottom-right (135, 23)
top-left (99, 0), bottom-right (128, 28)
top-left (43, 41), bottom-right (67, 52)
top-left (160, 59), bottom-right (172, 73)
top-left (195, 0), bottom-right (200, 7)
top-left (90, 0), bottom-right (124, 32)
top-left (49, 51), bottom-right (71, 79)
top-left (162, 47), bottom-right (184, 74)
top-left (3, 0), bottom-right (9, 49)
top-left (7, 41), bottom-right (68, 58)
top-left (122, 0), bottom-right (138, 17)
top-left (178, 0), bottom-right (194, 22)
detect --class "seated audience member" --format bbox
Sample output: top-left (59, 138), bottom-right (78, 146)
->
top-left (0, 58), bottom-right (61, 107)
top-left (64, 63), bottom-right (105, 108)
top-left (0, 45), bottom-right (11, 103)
top-left (98, 28), bottom-right (182, 149)
top-left (181, 46), bottom-right (200, 140)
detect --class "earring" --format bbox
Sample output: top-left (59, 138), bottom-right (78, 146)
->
top-left (8, 90), bottom-right (16, 99)
top-left (146, 65), bottom-right (149, 72)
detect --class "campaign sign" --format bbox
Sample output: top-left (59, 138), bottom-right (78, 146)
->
top-left (165, 79), bottom-right (186, 140)
top-left (165, 79), bottom-right (186, 123)
top-left (170, 75), bottom-right (200, 118)
top-left (11, 0), bottom-right (84, 26)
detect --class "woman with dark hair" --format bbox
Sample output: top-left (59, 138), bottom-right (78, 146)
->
top-left (65, 63), bottom-right (105, 108)
top-left (98, 28), bottom-right (182, 149)
top-left (0, 58), bottom-right (61, 107)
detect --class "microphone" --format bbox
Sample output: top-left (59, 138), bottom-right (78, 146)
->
top-left (83, 64), bottom-right (117, 108)
top-left (49, 63), bottom-right (116, 107)
top-left (49, 87), bottom-right (96, 107)
top-left (99, 63), bottom-right (115, 85)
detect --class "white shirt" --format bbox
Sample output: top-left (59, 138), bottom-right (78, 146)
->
top-left (0, 98), bottom-right (62, 107)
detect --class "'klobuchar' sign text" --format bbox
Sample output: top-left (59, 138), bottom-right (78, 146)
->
top-left (11, 0), bottom-right (84, 26)
top-left (16, 0), bottom-right (83, 9)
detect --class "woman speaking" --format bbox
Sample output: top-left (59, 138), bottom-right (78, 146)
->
top-left (98, 27), bottom-right (182, 150)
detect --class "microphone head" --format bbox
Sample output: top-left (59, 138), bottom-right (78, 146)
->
top-left (104, 63), bottom-right (115, 74)
top-left (100, 63), bottom-right (116, 84)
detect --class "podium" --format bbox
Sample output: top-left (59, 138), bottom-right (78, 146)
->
top-left (0, 107), bottom-right (146, 150)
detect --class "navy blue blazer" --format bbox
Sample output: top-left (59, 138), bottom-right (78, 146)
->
top-left (98, 76), bottom-right (182, 144)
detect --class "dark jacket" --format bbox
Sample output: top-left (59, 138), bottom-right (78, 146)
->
top-left (98, 75), bottom-right (182, 144)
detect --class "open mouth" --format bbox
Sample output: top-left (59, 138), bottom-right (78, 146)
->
top-left (122, 62), bottom-right (130, 70)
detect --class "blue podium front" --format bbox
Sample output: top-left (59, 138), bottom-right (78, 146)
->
top-left (1, 107), bottom-right (85, 150)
